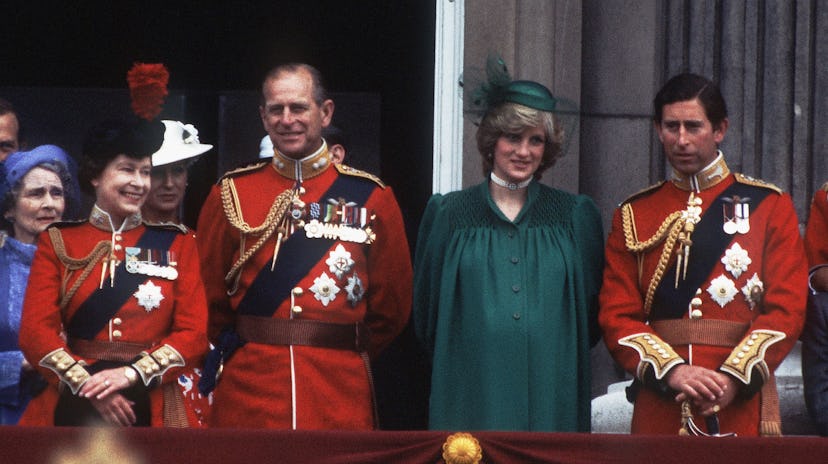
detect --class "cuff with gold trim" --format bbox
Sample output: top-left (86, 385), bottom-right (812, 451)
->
top-left (130, 344), bottom-right (185, 386)
top-left (719, 329), bottom-right (785, 384)
top-left (618, 332), bottom-right (685, 380)
top-left (38, 348), bottom-right (90, 394)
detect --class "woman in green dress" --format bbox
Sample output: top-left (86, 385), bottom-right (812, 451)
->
top-left (413, 61), bottom-right (604, 431)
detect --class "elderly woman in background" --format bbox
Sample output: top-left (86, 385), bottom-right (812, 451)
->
top-left (18, 119), bottom-right (207, 427)
top-left (413, 60), bottom-right (604, 431)
top-left (0, 145), bottom-right (79, 424)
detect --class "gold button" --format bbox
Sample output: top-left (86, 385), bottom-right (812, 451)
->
top-left (113, 318), bottom-right (122, 325)
top-left (112, 330), bottom-right (122, 338)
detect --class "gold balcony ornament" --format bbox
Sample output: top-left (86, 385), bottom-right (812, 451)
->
top-left (442, 432), bottom-right (482, 464)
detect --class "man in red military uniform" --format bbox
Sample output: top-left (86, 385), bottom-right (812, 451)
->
top-left (196, 63), bottom-right (412, 429)
top-left (804, 185), bottom-right (828, 287)
top-left (599, 73), bottom-right (807, 436)
top-left (802, 183), bottom-right (828, 435)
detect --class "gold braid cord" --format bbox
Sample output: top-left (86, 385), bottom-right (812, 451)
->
top-left (220, 177), bottom-right (294, 289)
top-left (621, 204), bottom-right (683, 316)
top-left (48, 228), bottom-right (111, 311)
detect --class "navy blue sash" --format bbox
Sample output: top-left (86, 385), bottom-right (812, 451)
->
top-left (649, 182), bottom-right (772, 321)
top-left (66, 227), bottom-right (178, 339)
top-left (236, 174), bottom-right (376, 317)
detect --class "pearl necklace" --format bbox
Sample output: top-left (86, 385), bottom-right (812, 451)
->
top-left (490, 172), bottom-right (531, 190)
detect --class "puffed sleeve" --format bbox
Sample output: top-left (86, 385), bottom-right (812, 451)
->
top-left (572, 194), bottom-right (605, 347)
top-left (412, 193), bottom-right (446, 356)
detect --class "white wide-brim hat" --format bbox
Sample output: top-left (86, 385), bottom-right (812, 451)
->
top-left (259, 135), bottom-right (273, 159)
top-left (152, 120), bottom-right (213, 167)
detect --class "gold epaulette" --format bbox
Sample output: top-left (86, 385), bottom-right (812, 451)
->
top-left (820, 181), bottom-right (828, 193)
top-left (719, 329), bottom-right (785, 384)
top-left (335, 163), bottom-right (385, 189)
top-left (619, 332), bottom-right (685, 380)
top-left (217, 161), bottom-right (270, 183)
top-left (619, 181), bottom-right (665, 206)
top-left (131, 344), bottom-right (185, 386)
top-left (39, 348), bottom-right (91, 394)
top-left (143, 221), bottom-right (189, 234)
top-left (734, 173), bottom-right (783, 194)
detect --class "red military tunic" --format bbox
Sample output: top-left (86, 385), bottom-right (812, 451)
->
top-left (18, 208), bottom-right (208, 426)
top-left (196, 145), bottom-right (412, 429)
top-left (805, 184), bottom-right (828, 268)
top-left (599, 156), bottom-right (807, 436)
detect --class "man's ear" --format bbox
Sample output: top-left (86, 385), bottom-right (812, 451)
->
top-left (321, 100), bottom-right (335, 126)
top-left (329, 145), bottom-right (345, 164)
top-left (713, 118), bottom-right (729, 144)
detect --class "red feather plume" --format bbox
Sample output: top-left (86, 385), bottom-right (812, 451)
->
top-left (126, 63), bottom-right (169, 120)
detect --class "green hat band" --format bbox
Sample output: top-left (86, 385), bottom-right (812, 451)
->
top-left (503, 80), bottom-right (557, 111)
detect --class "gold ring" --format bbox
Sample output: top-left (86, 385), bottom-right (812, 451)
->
top-left (712, 404), bottom-right (720, 413)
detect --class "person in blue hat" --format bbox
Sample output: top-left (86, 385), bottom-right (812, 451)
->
top-left (413, 58), bottom-right (604, 431)
top-left (0, 144), bottom-right (79, 424)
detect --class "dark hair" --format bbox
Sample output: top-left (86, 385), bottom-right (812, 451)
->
top-left (653, 73), bottom-right (728, 129)
top-left (476, 102), bottom-right (562, 180)
top-left (0, 97), bottom-right (15, 116)
top-left (322, 125), bottom-right (348, 149)
top-left (0, 97), bottom-right (23, 146)
top-left (260, 63), bottom-right (328, 106)
top-left (1, 161), bottom-right (75, 234)
top-left (79, 119), bottom-right (164, 195)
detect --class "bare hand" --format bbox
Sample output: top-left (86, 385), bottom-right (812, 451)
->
top-left (88, 392), bottom-right (137, 426)
top-left (80, 368), bottom-right (132, 400)
top-left (667, 364), bottom-right (731, 409)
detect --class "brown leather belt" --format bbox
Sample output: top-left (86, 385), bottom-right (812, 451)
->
top-left (236, 315), bottom-right (368, 352)
top-left (651, 318), bottom-right (781, 436)
top-left (651, 319), bottom-right (749, 346)
top-left (68, 339), bottom-right (149, 362)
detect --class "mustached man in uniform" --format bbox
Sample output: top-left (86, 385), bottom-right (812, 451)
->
top-left (196, 63), bottom-right (412, 429)
top-left (599, 73), bottom-right (807, 436)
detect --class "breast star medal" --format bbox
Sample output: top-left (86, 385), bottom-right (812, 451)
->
top-left (134, 281), bottom-right (164, 312)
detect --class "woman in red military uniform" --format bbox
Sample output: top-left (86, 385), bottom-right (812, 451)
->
top-left (18, 118), bottom-right (208, 427)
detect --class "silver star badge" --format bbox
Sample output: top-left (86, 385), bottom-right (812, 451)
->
top-left (326, 244), bottom-right (354, 279)
top-left (707, 274), bottom-right (738, 308)
top-left (134, 280), bottom-right (164, 312)
top-left (345, 272), bottom-right (365, 307)
top-left (310, 272), bottom-right (340, 307)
